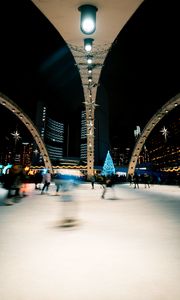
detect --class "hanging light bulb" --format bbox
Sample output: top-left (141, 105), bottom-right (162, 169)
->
top-left (84, 38), bottom-right (94, 52)
top-left (78, 5), bottom-right (98, 35)
top-left (87, 56), bottom-right (93, 64)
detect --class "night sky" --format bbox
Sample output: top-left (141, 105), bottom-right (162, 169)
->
top-left (101, 0), bottom-right (180, 149)
top-left (0, 0), bottom-right (179, 159)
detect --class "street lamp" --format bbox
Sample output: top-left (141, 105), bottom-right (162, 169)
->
top-left (78, 5), bottom-right (98, 35)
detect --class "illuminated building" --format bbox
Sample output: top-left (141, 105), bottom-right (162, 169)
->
top-left (80, 110), bottom-right (87, 161)
top-left (21, 142), bottom-right (33, 166)
top-left (141, 108), bottom-right (180, 173)
top-left (44, 117), bottom-right (64, 164)
top-left (111, 147), bottom-right (131, 167)
top-left (33, 101), bottom-right (64, 165)
top-left (33, 101), bottom-right (47, 164)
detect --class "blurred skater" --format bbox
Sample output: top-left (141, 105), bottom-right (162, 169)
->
top-left (34, 171), bottom-right (42, 190)
top-left (2, 164), bottom-right (24, 204)
top-left (90, 174), bottom-right (96, 189)
top-left (101, 175), bottom-right (117, 199)
top-left (144, 173), bottom-right (151, 188)
top-left (133, 173), bottom-right (139, 189)
top-left (41, 170), bottom-right (51, 194)
top-left (53, 173), bottom-right (62, 194)
top-left (59, 174), bottom-right (79, 227)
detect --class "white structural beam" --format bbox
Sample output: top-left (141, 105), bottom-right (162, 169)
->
top-left (69, 42), bottom-right (110, 176)
top-left (128, 94), bottom-right (180, 176)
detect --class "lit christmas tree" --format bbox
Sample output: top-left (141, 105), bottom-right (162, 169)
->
top-left (101, 150), bottom-right (115, 176)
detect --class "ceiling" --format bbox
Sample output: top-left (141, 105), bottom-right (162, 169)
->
top-left (31, 0), bottom-right (143, 104)
top-left (32, 0), bottom-right (143, 46)
top-left (31, 0), bottom-right (144, 157)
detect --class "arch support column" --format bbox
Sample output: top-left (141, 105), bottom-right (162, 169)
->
top-left (128, 94), bottom-right (180, 176)
top-left (0, 93), bottom-right (53, 173)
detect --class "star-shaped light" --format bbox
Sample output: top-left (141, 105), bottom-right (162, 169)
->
top-left (33, 149), bottom-right (39, 155)
top-left (160, 126), bottom-right (168, 141)
top-left (11, 130), bottom-right (21, 143)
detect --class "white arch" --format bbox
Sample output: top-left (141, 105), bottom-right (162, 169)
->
top-left (0, 92), bottom-right (53, 173)
top-left (128, 94), bottom-right (180, 176)
top-left (32, 0), bottom-right (143, 179)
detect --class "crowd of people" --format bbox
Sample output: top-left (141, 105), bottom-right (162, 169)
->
top-left (0, 165), bottom-right (179, 206)
top-left (0, 166), bottom-right (82, 206)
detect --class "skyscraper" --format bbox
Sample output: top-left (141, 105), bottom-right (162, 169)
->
top-left (33, 101), bottom-right (64, 166)
top-left (80, 110), bottom-right (87, 162)
top-left (45, 117), bottom-right (64, 164)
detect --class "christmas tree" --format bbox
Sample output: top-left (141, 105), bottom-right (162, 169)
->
top-left (101, 150), bottom-right (115, 176)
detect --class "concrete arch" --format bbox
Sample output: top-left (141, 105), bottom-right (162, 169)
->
top-left (128, 94), bottom-right (180, 176)
top-left (0, 92), bottom-right (53, 173)
top-left (32, 0), bottom-right (143, 179)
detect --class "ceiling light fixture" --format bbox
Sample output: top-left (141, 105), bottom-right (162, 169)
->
top-left (87, 56), bottom-right (93, 64)
top-left (84, 38), bottom-right (94, 52)
top-left (78, 5), bottom-right (98, 35)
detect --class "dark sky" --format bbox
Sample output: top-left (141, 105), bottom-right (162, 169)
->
top-left (0, 0), bottom-right (83, 156)
top-left (0, 0), bottom-right (83, 119)
top-left (0, 0), bottom-right (179, 157)
top-left (101, 0), bottom-right (180, 148)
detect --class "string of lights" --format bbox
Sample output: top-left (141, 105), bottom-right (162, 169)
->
top-left (68, 5), bottom-right (112, 177)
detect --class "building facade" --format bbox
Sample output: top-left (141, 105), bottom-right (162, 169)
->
top-left (80, 110), bottom-right (87, 162)
top-left (33, 101), bottom-right (64, 166)
top-left (138, 108), bottom-right (180, 173)
top-left (45, 117), bottom-right (64, 163)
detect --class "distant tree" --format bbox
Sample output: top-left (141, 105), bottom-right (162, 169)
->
top-left (101, 150), bottom-right (115, 176)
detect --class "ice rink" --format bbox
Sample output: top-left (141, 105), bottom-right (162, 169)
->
top-left (0, 182), bottom-right (180, 300)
